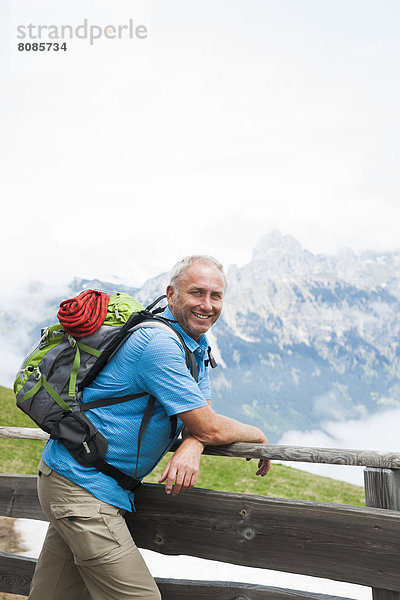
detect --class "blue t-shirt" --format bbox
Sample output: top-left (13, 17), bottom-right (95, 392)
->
top-left (42, 307), bottom-right (210, 511)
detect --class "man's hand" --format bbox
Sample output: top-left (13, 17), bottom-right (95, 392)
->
top-left (246, 435), bottom-right (271, 476)
top-left (158, 436), bottom-right (204, 496)
top-left (254, 458), bottom-right (271, 476)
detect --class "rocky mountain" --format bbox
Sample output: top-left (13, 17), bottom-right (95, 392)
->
top-left (3, 231), bottom-right (400, 442)
top-left (212, 233), bottom-right (400, 439)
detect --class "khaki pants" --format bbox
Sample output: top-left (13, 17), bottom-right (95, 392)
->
top-left (29, 460), bottom-right (161, 600)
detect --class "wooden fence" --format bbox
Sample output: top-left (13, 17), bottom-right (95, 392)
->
top-left (0, 426), bottom-right (400, 600)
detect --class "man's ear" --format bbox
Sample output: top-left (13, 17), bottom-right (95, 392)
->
top-left (166, 285), bottom-right (174, 306)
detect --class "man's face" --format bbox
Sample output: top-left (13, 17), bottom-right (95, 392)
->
top-left (166, 262), bottom-right (225, 341)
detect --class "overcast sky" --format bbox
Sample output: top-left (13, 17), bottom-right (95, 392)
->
top-left (1, 0), bottom-right (399, 289)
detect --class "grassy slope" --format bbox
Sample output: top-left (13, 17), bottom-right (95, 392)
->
top-left (0, 385), bottom-right (46, 474)
top-left (144, 454), bottom-right (365, 505)
top-left (0, 385), bottom-right (365, 505)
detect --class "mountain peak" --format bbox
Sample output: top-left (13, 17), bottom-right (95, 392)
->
top-left (252, 231), bottom-right (306, 260)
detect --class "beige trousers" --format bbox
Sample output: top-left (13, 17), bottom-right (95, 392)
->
top-left (28, 460), bottom-right (161, 600)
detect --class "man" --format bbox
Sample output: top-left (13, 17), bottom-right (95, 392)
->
top-left (29, 255), bottom-right (270, 600)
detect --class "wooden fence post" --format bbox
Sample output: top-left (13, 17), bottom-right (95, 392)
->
top-left (364, 468), bottom-right (400, 600)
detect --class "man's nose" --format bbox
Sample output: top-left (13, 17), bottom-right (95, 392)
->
top-left (200, 295), bottom-right (213, 311)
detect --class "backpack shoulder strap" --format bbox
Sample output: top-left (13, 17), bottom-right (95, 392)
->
top-left (130, 317), bottom-right (198, 382)
top-left (76, 316), bottom-right (199, 493)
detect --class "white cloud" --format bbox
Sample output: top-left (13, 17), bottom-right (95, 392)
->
top-left (0, 280), bottom-right (71, 386)
top-left (279, 408), bottom-right (400, 487)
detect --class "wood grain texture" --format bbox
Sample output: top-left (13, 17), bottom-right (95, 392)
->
top-left (364, 469), bottom-right (400, 600)
top-left (128, 483), bottom-right (400, 591)
top-left (2, 426), bottom-right (400, 468)
top-left (0, 426), bottom-right (48, 441)
top-left (0, 475), bottom-right (44, 520)
top-left (365, 468), bottom-right (400, 511)
top-left (0, 552), bottom-right (35, 595)
top-left (3, 475), bottom-right (400, 593)
top-left (0, 554), bottom-right (356, 600)
top-left (202, 443), bottom-right (400, 469)
top-left (1, 474), bottom-right (400, 590)
top-left (156, 579), bottom-right (356, 600)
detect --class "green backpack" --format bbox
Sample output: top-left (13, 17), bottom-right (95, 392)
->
top-left (14, 291), bottom-right (197, 491)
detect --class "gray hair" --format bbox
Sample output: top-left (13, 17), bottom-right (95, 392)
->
top-left (169, 255), bottom-right (227, 293)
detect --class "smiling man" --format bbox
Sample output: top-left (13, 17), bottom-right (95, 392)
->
top-left (161, 257), bottom-right (270, 467)
top-left (29, 255), bottom-right (270, 600)
top-left (166, 257), bottom-right (225, 339)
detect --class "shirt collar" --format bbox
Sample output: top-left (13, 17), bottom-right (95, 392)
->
top-left (161, 306), bottom-right (209, 353)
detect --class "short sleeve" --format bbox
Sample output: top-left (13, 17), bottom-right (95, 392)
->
top-left (134, 330), bottom-right (208, 416)
top-left (197, 369), bottom-right (211, 400)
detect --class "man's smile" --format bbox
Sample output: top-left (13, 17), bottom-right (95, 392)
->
top-left (193, 312), bottom-right (212, 320)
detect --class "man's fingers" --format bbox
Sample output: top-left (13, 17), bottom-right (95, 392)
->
top-left (166, 464), bottom-right (200, 496)
top-left (159, 464), bottom-right (178, 494)
top-left (177, 470), bottom-right (198, 494)
top-left (171, 468), bottom-right (198, 495)
top-left (158, 463), bottom-right (170, 483)
top-left (246, 457), bottom-right (271, 476)
top-left (171, 471), bottom-right (188, 496)
top-left (189, 470), bottom-right (199, 488)
top-left (256, 458), bottom-right (271, 476)
top-left (159, 463), bottom-right (195, 495)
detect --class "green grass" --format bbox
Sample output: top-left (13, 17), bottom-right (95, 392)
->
top-left (144, 453), bottom-right (366, 506)
top-left (0, 385), bottom-right (365, 505)
top-left (0, 385), bottom-right (46, 474)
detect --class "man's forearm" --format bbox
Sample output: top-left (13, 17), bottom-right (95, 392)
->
top-left (196, 413), bottom-right (267, 445)
top-left (179, 406), bottom-right (268, 446)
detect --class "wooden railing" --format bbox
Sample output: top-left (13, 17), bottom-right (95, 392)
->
top-left (1, 426), bottom-right (400, 600)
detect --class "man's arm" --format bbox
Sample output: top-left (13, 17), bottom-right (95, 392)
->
top-left (158, 404), bottom-right (212, 496)
top-left (158, 404), bottom-right (270, 495)
top-left (178, 404), bottom-right (267, 445)
top-left (178, 405), bottom-right (271, 476)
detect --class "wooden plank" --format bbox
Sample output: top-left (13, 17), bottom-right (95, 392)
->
top-left (0, 552), bottom-right (35, 595)
top-left (364, 468), bottom-right (400, 600)
top-left (0, 426), bottom-right (48, 441)
top-left (365, 468), bottom-right (400, 511)
top-left (0, 554), bottom-right (356, 600)
top-left (2, 474), bottom-right (400, 591)
top-left (128, 483), bottom-right (400, 591)
top-left (2, 426), bottom-right (400, 468)
top-left (202, 442), bottom-right (400, 469)
top-left (156, 578), bottom-right (356, 600)
top-left (0, 474), bottom-right (44, 520)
